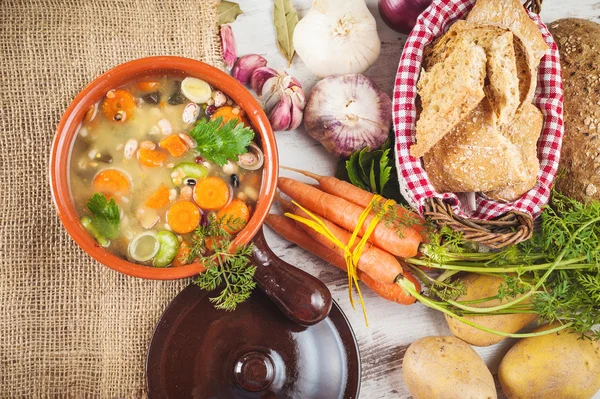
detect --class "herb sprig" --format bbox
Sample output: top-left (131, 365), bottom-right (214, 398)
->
top-left (188, 214), bottom-right (255, 311)
top-left (188, 117), bottom-right (254, 167)
top-left (401, 192), bottom-right (600, 340)
top-left (87, 193), bottom-right (120, 239)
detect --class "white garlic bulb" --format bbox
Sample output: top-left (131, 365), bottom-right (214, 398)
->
top-left (293, 0), bottom-right (381, 78)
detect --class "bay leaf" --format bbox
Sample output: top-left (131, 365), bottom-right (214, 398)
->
top-left (218, 1), bottom-right (243, 25)
top-left (273, 0), bottom-right (298, 66)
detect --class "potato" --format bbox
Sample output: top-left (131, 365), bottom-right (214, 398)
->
top-left (499, 323), bottom-right (600, 399)
top-left (403, 336), bottom-right (497, 399)
top-left (445, 273), bottom-right (538, 346)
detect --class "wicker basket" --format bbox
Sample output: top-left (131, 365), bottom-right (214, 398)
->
top-left (394, 0), bottom-right (563, 249)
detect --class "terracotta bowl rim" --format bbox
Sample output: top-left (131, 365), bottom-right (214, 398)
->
top-left (49, 56), bottom-right (278, 280)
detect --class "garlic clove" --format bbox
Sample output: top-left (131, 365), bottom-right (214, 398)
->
top-left (232, 54), bottom-right (268, 85)
top-left (220, 24), bottom-right (237, 69)
top-left (289, 75), bottom-right (302, 89)
top-left (286, 86), bottom-right (306, 110)
top-left (288, 95), bottom-right (304, 130)
top-left (250, 67), bottom-right (279, 95)
top-left (268, 93), bottom-right (292, 131)
top-left (262, 75), bottom-right (284, 113)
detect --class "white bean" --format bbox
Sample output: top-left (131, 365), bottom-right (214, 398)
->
top-left (182, 103), bottom-right (200, 124)
top-left (179, 133), bottom-right (195, 148)
top-left (124, 139), bottom-right (138, 159)
top-left (158, 118), bottom-right (172, 135)
top-left (212, 91), bottom-right (227, 108)
top-left (140, 140), bottom-right (156, 150)
top-left (244, 186), bottom-right (258, 201)
top-left (222, 160), bottom-right (237, 175)
top-left (180, 186), bottom-right (193, 201)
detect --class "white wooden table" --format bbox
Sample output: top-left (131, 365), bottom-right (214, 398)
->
top-left (231, 2), bottom-right (600, 397)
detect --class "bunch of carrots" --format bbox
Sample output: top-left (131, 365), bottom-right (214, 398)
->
top-left (265, 168), bottom-right (428, 306)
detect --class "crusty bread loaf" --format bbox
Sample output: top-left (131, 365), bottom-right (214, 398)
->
top-left (466, 0), bottom-right (549, 63)
top-left (486, 31), bottom-right (520, 124)
top-left (411, 41), bottom-right (487, 158)
top-left (423, 21), bottom-right (535, 114)
top-left (484, 103), bottom-right (543, 201)
top-left (512, 34), bottom-right (536, 109)
top-left (423, 98), bottom-right (531, 193)
top-left (422, 21), bottom-right (507, 69)
top-left (549, 19), bottom-right (600, 202)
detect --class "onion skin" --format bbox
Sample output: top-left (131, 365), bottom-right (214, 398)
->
top-left (378, 0), bottom-right (433, 35)
top-left (304, 74), bottom-right (392, 158)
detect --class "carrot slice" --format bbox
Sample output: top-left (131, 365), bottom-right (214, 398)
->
top-left (210, 106), bottom-right (250, 127)
top-left (167, 201), bottom-right (201, 234)
top-left (145, 184), bottom-right (171, 209)
top-left (171, 242), bottom-right (208, 272)
top-left (172, 242), bottom-right (191, 267)
top-left (138, 148), bottom-right (167, 167)
top-left (92, 169), bottom-right (130, 195)
top-left (217, 199), bottom-right (250, 234)
top-left (102, 89), bottom-right (136, 122)
top-left (136, 81), bottom-right (160, 92)
top-left (193, 177), bottom-right (230, 210)
top-left (159, 135), bottom-right (188, 158)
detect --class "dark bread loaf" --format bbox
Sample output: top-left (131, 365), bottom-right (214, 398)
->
top-left (549, 19), bottom-right (600, 202)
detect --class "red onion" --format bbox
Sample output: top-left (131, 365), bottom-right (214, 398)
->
top-left (378, 0), bottom-right (433, 35)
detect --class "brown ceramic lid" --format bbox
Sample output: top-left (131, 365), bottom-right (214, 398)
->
top-left (146, 284), bottom-right (360, 398)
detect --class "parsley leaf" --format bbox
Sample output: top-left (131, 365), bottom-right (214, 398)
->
top-left (188, 117), bottom-right (255, 166)
top-left (87, 193), bottom-right (120, 239)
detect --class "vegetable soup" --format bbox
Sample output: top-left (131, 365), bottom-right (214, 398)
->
top-left (69, 76), bottom-right (263, 267)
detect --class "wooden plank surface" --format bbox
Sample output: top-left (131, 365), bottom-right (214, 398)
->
top-left (230, 1), bottom-right (600, 397)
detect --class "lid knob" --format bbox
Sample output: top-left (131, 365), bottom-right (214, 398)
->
top-left (233, 350), bottom-right (275, 392)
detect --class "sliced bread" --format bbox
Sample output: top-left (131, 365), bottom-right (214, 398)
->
top-left (423, 20), bottom-right (508, 69)
top-left (411, 41), bottom-right (487, 158)
top-left (484, 103), bottom-right (543, 201)
top-left (423, 98), bottom-right (531, 193)
top-left (485, 31), bottom-right (520, 124)
top-left (466, 0), bottom-right (549, 64)
top-left (513, 34), bottom-right (537, 109)
top-left (423, 21), bottom-right (535, 114)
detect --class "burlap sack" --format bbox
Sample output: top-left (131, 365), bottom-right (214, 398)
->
top-left (0, 1), bottom-right (222, 396)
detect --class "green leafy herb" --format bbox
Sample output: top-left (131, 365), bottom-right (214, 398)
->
top-left (188, 117), bottom-right (254, 166)
top-left (186, 213), bottom-right (247, 264)
top-left (188, 214), bottom-right (255, 311)
top-left (338, 136), bottom-right (408, 205)
top-left (194, 244), bottom-right (256, 312)
top-left (371, 198), bottom-right (428, 238)
top-left (401, 191), bottom-right (600, 340)
top-left (86, 193), bottom-right (120, 239)
top-left (273, 0), bottom-right (298, 66)
top-left (217, 1), bottom-right (243, 25)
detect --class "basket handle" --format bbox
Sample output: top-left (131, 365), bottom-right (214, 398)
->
top-left (524, 0), bottom-right (542, 14)
top-left (423, 197), bottom-right (534, 249)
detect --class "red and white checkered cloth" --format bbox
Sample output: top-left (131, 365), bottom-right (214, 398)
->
top-left (392, 0), bottom-right (564, 220)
